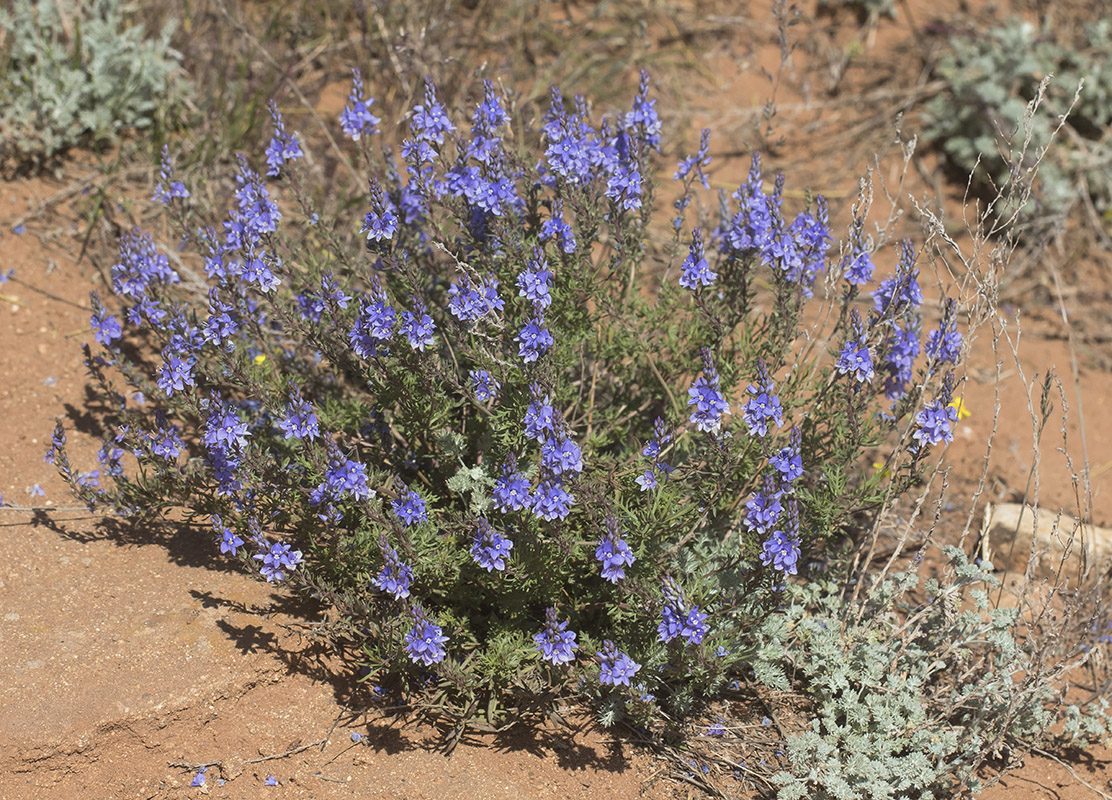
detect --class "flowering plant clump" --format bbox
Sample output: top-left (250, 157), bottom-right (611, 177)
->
top-left (53, 70), bottom-right (964, 728)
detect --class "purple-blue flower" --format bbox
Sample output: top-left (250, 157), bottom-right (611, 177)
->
top-left (760, 530), bottom-right (800, 575)
top-left (492, 456), bottom-right (531, 513)
top-left (658, 578), bottom-right (708, 645)
top-left (279, 393), bottom-right (319, 441)
top-left (400, 301), bottom-right (436, 351)
top-left (469, 369), bottom-right (499, 403)
top-left (913, 399), bottom-right (958, 447)
top-left (743, 362), bottom-right (783, 437)
top-left (214, 516), bottom-right (245, 555)
top-left (515, 317), bottom-right (554, 363)
top-left (264, 100), bottom-right (304, 177)
top-left (769, 430), bottom-right (804, 485)
top-left (531, 479), bottom-right (575, 521)
top-left (688, 348), bottom-right (731, 433)
top-left (836, 340), bottom-right (875, 384)
top-left (405, 607), bottom-right (449, 666)
top-left (534, 607), bottom-right (578, 665)
top-left (90, 309), bottom-right (122, 347)
top-left (391, 485), bottom-right (428, 526)
top-left (540, 436), bottom-right (583, 476)
top-left (470, 518), bottom-right (513, 572)
top-left (595, 518), bottom-right (635, 582)
top-left (204, 403), bottom-right (250, 452)
top-left (516, 250), bottom-right (554, 310)
top-left (157, 355), bottom-right (196, 397)
top-left (679, 228), bottom-right (716, 290)
top-left (373, 537), bottom-right (412, 599)
top-left (253, 540), bottom-right (303, 582)
top-left (745, 482), bottom-right (783, 534)
top-left (339, 68), bottom-right (381, 140)
top-left (151, 144), bottom-right (189, 204)
top-left (635, 469), bottom-right (658, 491)
top-left (598, 640), bottom-right (641, 687)
top-left (540, 198), bottom-right (577, 254)
top-left (411, 79), bottom-right (455, 144)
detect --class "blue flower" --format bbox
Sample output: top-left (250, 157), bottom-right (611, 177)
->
top-left (265, 775), bottom-right (278, 786)
top-left (679, 228), bottom-right (716, 290)
top-left (598, 640), bottom-right (641, 687)
top-left (190, 769), bottom-right (206, 787)
top-left (674, 128), bottom-right (712, 189)
top-left (405, 607), bottom-right (449, 666)
top-left (926, 300), bottom-right (962, 365)
top-left (411, 79), bottom-right (455, 145)
top-left (349, 284), bottom-right (396, 358)
top-left (361, 181), bottom-right (399, 242)
top-left (540, 436), bottom-right (583, 476)
top-left (882, 322), bottom-right (921, 401)
top-left (913, 399), bottom-right (958, 447)
top-left (400, 301), bottom-right (436, 351)
top-left (264, 100), bottom-right (304, 177)
top-left (658, 578), bottom-right (709, 645)
top-left (836, 340), bottom-right (874, 384)
top-left (492, 456), bottom-right (531, 513)
top-left (469, 518), bottom-right (513, 572)
top-left (768, 430), bottom-right (804, 485)
top-left (540, 199), bottom-right (577, 253)
top-left (534, 607), bottom-right (579, 665)
top-left (151, 144), bottom-right (189, 203)
top-left (843, 242), bottom-right (874, 285)
top-left (90, 308), bottom-right (122, 347)
top-left (873, 241), bottom-right (923, 315)
top-left (253, 540), bottom-right (303, 582)
top-left (373, 537), bottom-right (412, 599)
top-left (469, 369), bottom-right (500, 403)
top-left (635, 469), bottom-right (658, 491)
top-left (279, 392), bottom-right (319, 441)
top-left (319, 457), bottom-right (372, 501)
top-left (688, 348), bottom-right (731, 433)
top-left (150, 419), bottom-right (185, 462)
top-left (516, 250), bottom-right (554, 310)
top-left (157, 354), bottom-right (196, 397)
top-left (531, 479), bottom-right (575, 522)
top-left (760, 530), bottom-right (800, 575)
top-left (745, 482), bottom-right (783, 534)
top-left (214, 516), bottom-right (245, 555)
top-left (391, 485), bottom-right (428, 526)
top-left (112, 228), bottom-right (179, 300)
top-left (742, 362), bottom-right (783, 437)
top-left (523, 390), bottom-right (557, 441)
top-left (595, 518), bottom-right (635, 582)
top-left (515, 317), bottom-right (554, 363)
top-left (339, 68), bottom-right (381, 140)
top-left (448, 275), bottom-right (502, 325)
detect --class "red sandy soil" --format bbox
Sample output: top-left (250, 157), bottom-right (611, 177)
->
top-left (3, 1), bottom-right (1112, 798)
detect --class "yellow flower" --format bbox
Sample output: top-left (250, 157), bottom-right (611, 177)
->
top-left (872, 461), bottom-right (891, 480)
top-left (254, 354), bottom-right (267, 365)
top-left (948, 396), bottom-right (971, 420)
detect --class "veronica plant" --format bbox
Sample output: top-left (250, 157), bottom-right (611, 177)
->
top-left (54, 70), bottom-right (963, 728)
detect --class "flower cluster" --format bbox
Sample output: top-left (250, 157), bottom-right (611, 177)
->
top-left (48, 69), bottom-right (970, 727)
top-left (658, 578), bottom-right (709, 645)
top-left (534, 607), bottom-right (578, 665)
top-left (253, 539), bottom-right (303, 582)
top-left (688, 348), bottom-right (730, 434)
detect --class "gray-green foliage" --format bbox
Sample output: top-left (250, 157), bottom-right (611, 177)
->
top-left (0, 0), bottom-right (185, 171)
top-left (755, 548), bottom-right (1110, 799)
top-left (923, 18), bottom-right (1112, 224)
